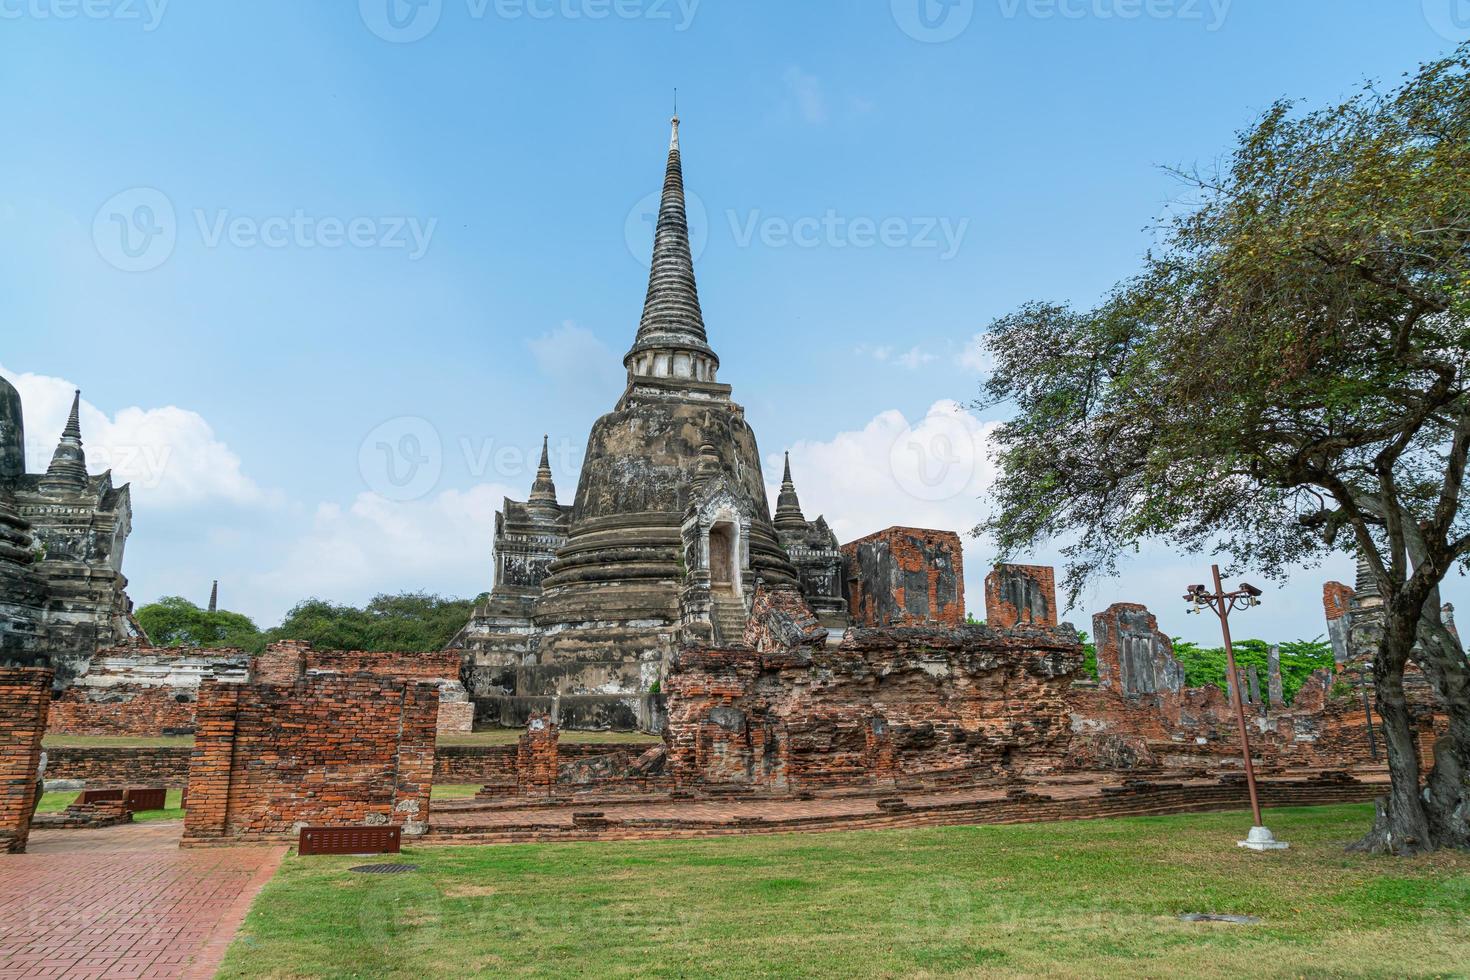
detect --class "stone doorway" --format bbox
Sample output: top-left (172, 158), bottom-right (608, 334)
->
top-left (708, 522), bottom-right (737, 594)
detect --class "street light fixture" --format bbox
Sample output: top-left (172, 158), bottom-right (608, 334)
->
top-left (1183, 564), bottom-right (1289, 851)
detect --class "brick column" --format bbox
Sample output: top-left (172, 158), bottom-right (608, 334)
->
top-left (984, 564), bottom-right (1057, 629)
top-left (516, 713), bottom-right (559, 797)
top-left (182, 680), bottom-right (240, 842)
top-left (0, 668), bottom-right (53, 854)
top-left (864, 716), bottom-right (898, 785)
top-left (393, 682), bottom-right (439, 836)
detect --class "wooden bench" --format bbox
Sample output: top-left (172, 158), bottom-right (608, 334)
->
top-left (299, 825), bottom-right (402, 856)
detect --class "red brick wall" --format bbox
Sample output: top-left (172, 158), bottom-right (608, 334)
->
top-left (182, 674), bottom-right (439, 844)
top-left (248, 641), bottom-right (310, 685)
top-left (842, 527), bottom-right (966, 627)
top-left (983, 564), bottom-right (1058, 629)
top-left (1, 668), bottom-right (53, 854)
top-left (45, 746), bottom-right (192, 788)
top-left (47, 685), bottom-right (196, 737)
top-left (305, 650), bottom-right (461, 682)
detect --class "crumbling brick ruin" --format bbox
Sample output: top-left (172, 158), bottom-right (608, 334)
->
top-left (983, 564), bottom-right (1057, 629)
top-left (663, 624), bottom-right (1082, 790)
top-left (1066, 582), bottom-right (1448, 774)
top-left (1092, 602), bottom-right (1186, 696)
top-left (842, 527), bottom-right (965, 628)
top-left (0, 667), bottom-right (52, 853)
top-left (45, 647), bottom-right (249, 737)
top-left (44, 640), bottom-right (472, 737)
top-left (182, 671), bottom-right (438, 844)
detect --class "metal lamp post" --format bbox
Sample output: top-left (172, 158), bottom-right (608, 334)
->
top-left (1184, 565), bottom-right (1289, 851)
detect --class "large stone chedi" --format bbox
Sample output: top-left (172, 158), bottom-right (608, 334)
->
top-left (454, 117), bottom-right (807, 729)
top-left (0, 382), bottom-right (141, 687)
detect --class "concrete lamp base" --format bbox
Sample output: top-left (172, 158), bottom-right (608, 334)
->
top-left (1238, 826), bottom-right (1289, 851)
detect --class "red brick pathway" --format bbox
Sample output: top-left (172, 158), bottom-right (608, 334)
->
top-left (0, 822), bottom-right (284, 979)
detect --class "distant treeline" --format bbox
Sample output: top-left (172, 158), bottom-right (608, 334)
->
top-left (133, 592), bottom-right (488, 654)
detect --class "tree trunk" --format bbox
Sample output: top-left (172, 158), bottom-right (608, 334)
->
top-left (1350, 623), bottom-right (1435, 855)
top-left (1414, 618), bottom-right (1470, 850)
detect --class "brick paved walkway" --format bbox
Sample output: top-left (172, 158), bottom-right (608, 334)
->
top-left (0, 822), bottom-right (284, 979)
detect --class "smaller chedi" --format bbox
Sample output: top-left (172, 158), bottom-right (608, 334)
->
top-left (0, 381), bottom-right (142, 687)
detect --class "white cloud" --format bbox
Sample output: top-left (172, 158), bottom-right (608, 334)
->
top-left (250, 482), bottom-right (518, 615)
top-left (783, 67), bottom-right (828, 125)
top-left (771, 399), bottom-right (1000, 546)
top-left (856, 343), bottom-right (937, 371)
top-left (1, 364), bottom-right (270, 508)
top-left (896, 346), bottom-right (938, 370)
top-left (527, 321), bottom-right (623, 395)
top-left (960, 333), bottom-right (995, 375)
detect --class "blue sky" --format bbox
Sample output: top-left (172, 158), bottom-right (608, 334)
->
top-left (2, 1), bottom-right (1465, 642)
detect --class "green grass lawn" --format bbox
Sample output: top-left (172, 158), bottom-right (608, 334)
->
top-left (36, 788), bottom-right (185, 823)
top-left (216, 803), bottom-right (1470, 979)
top-left (41, 734), bottom-right (195, 748)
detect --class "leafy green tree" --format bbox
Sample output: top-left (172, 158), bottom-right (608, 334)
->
top-left (978, 47), bottom-right (1470, 852)
top-left (1169, 639), bottom-right (1334, 705)
top-left (135, 596), bottom-right (264, 651)
top-left (264, 591), bottom-right (483, 652)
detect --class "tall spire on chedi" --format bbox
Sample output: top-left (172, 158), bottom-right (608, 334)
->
top-left (40, 390), bottom-right (88, 492)
top-left (208, 580), bottom-right (218, 613)
top-left (527, 435), bottom-right (561, 520)
top-left (773, 451), bottom-right (807, 534)
top-left (623, 112), bottom-right (719, 383)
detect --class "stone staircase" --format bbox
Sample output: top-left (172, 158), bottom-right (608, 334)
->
top-left (710, 595), bottom-right (749, 647)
